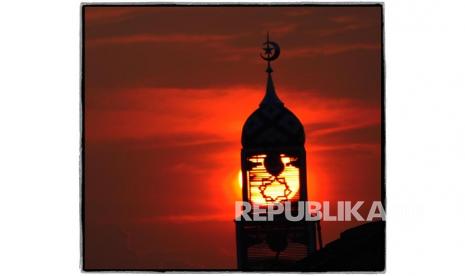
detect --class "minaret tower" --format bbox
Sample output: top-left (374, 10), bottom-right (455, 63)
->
top-left (235, 33), bottom-right (320, 270)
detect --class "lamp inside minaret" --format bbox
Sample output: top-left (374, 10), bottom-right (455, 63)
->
top-left (246, 154), bottom-right (300, 205)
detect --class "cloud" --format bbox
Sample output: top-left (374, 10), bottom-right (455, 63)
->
top-left (286, 43), bottom-right (380, 58)
top-left (260, 22), bottom-right (298, 37)
top-left (285, 9), bottom-right (313, 17)
top-left (84, 6), bottom-right (382, 100)
top-left (85, 86), bottom-right (263, 142)
top-left (140, 213), bottom-right (232, 223)
top-left (304, 120), bottom-right (381, 155)
top-left (84, 7), bottom-right (139, 24)
top-left (86, 33), bottom-right (239, 47)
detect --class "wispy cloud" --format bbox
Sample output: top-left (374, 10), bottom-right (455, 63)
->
top-left (261, 23), bottom-right (298, 37)
top-left (285, 10), bottom-right (313, 17)
top-left (140, 213), bottom-right (232, 223)
top-left (310, 143), bottom-right (379, 154)
top-left (311, 121), bottom-right (380, 137)
top-left (87, 33), bottom-right (239, 47)
top-left (84, 7), bottom-right (142, 24)
top-left (286, 43), bottom-right (380, 58)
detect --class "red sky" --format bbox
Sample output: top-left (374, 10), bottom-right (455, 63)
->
top-left (83, 5), bottom-right (382, 269)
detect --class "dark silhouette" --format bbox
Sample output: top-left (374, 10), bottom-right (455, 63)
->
top-left (297, 221), bottom-right (385, 271)
top-left (236, 34), bottom-right (385, 272)
top-left (236, 34), bottom-right (319, 270)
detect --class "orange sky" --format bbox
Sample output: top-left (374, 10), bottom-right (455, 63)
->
top-left (84, 5), bottom-right (382, 269)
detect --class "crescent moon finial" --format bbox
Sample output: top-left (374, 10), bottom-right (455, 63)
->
top-left (260, 32), bottom-right (280, 73)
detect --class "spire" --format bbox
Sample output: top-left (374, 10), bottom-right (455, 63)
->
top-left (242, 33), bottom-right (305, 149)
top-left (260, 72), bottom-right (283, 107)
top-left (259, 32), bottom-right (283, 107)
